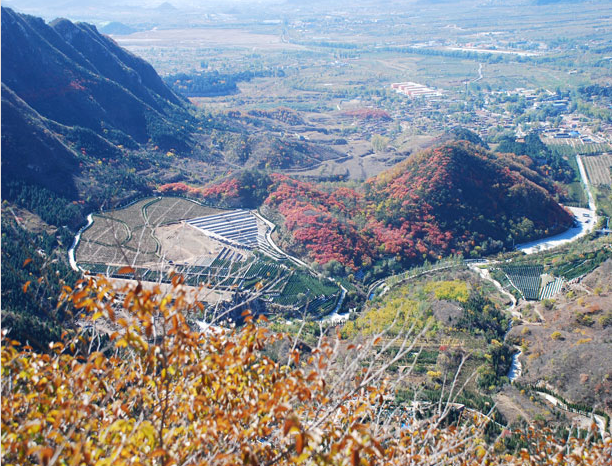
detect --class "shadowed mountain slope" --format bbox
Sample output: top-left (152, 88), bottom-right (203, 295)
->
top-left (1, 84), bottom-right (80, 198)
top-left (1, 7), bottom-right (191, 147)
top-left (1, 6), bottom-right (201, 214)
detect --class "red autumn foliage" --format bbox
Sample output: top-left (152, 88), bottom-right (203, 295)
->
top-left (265, 142), bottom-right (573, 269)
top-left (157, 178), bottom-right (240, 202)
top-left (341, 108), bottom-right (392, 121)
top-left (160, 142), bottom-right (574, 271)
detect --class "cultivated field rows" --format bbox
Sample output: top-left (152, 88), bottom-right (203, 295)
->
top-left (582, 153), bottom-right (612, 186)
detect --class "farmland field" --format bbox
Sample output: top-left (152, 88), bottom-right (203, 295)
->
top-left (545, 140), bottom-right (612, 157)
top-left (80, 215), bottom-right (129, 247)
top-left (582, 154), bottom-right (612, 186)
top-left (273, 272), bottom-right (340, 315)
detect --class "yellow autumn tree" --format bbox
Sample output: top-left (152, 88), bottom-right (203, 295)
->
top-left (2, 274), bottom-right (611, 465)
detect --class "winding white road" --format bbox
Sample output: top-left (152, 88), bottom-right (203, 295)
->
top-left (252, 210), bottom-right (311, 269)
top-left (517, 155), bottom-right (597, 255)
top-left (68, 213), bottom-right (93, 271)
top-left (473, 63), bottom-right (483, 83)
top-left (535, 391), bottom-right (608, 436)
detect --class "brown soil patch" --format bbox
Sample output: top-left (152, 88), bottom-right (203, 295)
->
top-left (155, 222), bottom-right (229, 265)
top-left (508, 260), bottom-right (612, 413)
top-left (495, 386), bottom-right (551, 426)
top-left (3, 205), bottom-right (57, 235)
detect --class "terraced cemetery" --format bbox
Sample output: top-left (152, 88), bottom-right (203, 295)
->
top-left (500, 265), bottom-right (544, 300)
top-left (75, 196), bottom-right (341, 315)
top-left (490, 242), bottom-right (612, 302)
top-left (492, 264), bottom-right (565, 301)
top-left (187, 210), bottom-right (261, 249)
top-left (538, 275), bottom-right (565, 300)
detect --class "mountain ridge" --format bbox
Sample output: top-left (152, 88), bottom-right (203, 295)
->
top-left (1, 6), bottom-right (193, 151)
top-left (1, 6), bottom-right (196, 204)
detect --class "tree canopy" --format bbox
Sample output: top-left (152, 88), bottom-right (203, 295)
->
top-left (2, 276), bottom-right (610, 465)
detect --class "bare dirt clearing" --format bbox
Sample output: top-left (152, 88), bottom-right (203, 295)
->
top-left (155, 222), bottom-right (242, 265)
top-left (4, 205), bottom-right (57, 235)
top-left (495, 388), bottom-right (550, 426)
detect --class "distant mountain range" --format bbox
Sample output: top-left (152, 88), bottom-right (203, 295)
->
top-left (1, 7), bottom-right (192, 198)
top-left (98, 21), bottom-right (139, 35)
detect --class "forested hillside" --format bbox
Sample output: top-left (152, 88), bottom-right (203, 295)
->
top-left (1, 214), bottom-right (80, 350)
top-left (364, 141), bottom-right (572, 257)
top-left (162, 141), bottom-right (574, 271)
top-left (270, 142), bottom-right (571, 269)
top-left (1, 7), bottom-right (192, 150)
top-left (0, 6), bottom-right (195, 211)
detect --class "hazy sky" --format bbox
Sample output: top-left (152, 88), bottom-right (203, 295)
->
top-left (3, 0), bottom-right (288, 9)
top-left (2, 0), bottom-right (242, 22)
top-left (1, 0), bottom-right (292, 17)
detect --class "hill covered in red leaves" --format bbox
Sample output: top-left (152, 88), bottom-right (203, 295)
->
top-left (265, 141), bottom-right (573, 269)
top-left (161, 141), bottom-right (574, 270)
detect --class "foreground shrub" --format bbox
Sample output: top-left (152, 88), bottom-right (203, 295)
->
top-left (2, 276), bottom-right (611, 465)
